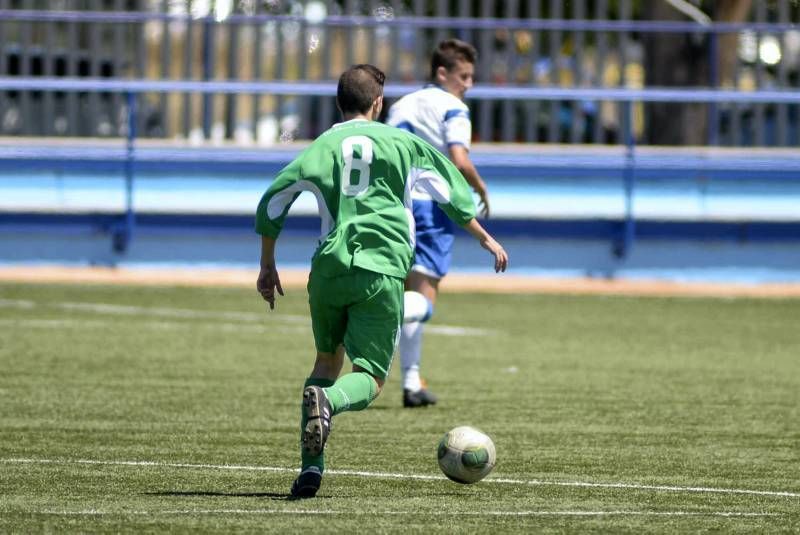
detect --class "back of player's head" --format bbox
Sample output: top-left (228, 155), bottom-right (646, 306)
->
top-left (430, 39), bottom-right (477, 79)
top-left (337, 64), bottom-right (386, 115)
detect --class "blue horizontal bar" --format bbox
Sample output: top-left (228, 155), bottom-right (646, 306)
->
top-left (0, 10), bottom-right (796, 34)
top-left (1, 78), bottom-right (800, 104)
top-left (3, 212), bottom-right (799, 241)
top-left (2, 145), bottom-right (799, 180)
top-left (4, 160), bottom-right (796, 182)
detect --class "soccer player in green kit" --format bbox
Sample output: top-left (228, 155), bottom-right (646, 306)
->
top-left (255, 64), bottom-right (508, 498)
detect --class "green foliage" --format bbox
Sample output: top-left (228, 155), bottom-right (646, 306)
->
top-left (1, 282), bottom-right (799, 532)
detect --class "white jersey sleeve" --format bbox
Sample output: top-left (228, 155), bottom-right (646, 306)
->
top-left (442, 105), bottom-right (471, 150)
top-left (387, 86), bottom-right (472, 155)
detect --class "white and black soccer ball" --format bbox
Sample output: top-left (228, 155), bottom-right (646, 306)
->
top-left (437, 425), bottom-right (496, 484)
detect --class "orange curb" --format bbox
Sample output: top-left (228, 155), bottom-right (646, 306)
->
top-left (1, 266), bottom-right (800, 299)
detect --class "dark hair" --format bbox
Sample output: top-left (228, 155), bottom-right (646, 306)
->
top-left (336, 64), bottom-right (386, 115)
top-left (430, 39), bottom-right (477, 80)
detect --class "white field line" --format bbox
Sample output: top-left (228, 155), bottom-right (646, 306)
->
top-left (0, 318), bottom-right (111, 329)
top-left (0, 318), bottom-right (305, 333)
top-left (4, 458), bottom-right (799, 499)
top-left (35, 509), bottom-right (781, 518)
top-left (0, 298), bottom-right (36, 308)
top-left (0, 299), bottom-right (490, 337)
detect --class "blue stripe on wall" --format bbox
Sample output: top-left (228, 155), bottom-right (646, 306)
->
top-left (3, 212), bottom-right (799, 241)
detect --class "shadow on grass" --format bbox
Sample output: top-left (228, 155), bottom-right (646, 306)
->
top-left (145, 490), bottom-right (339, 501)
top-left (145, 489), bottom-right (466, 500)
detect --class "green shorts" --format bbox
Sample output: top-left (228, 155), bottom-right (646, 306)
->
top-left (307, 267), bottom-right (403, 381)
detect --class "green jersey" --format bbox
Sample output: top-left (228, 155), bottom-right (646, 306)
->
top-left (255, 119), bottom-right (476, 279)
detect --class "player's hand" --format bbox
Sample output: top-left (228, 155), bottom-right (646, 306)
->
top-left (256, 262), bottom-right (284, 310)
top-left (480, 237), bottom-right (508, 273)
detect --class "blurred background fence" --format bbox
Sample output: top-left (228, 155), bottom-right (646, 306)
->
top-left (0, 1), bottom-right (798, 146)
top-left (1, 1), bottom-right (799, 279)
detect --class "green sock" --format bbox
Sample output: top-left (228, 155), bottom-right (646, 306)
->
top-left (324, 372), bottom-right (378, 415)
top-left (300, 377), bottom-right (335, 472)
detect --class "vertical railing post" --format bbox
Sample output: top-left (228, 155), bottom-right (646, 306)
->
top-left (182, 8), bottom-right (194, 138)
top-left (547, 0), bottom-right (562, 142)
top-left (614, 100), bottom-right (635, 259)
top-left (0, 0), bottom-right (7, 130)
top-left (202, 14), bottom-right (215, 139)
top-left (708, 31), bottom-right (719, 145)
top-left (113, 91), bottom-right (137, 254)
top-left (225, 10), bottom-right (239, 139)
top-left (593, 0), bottom-right (608, 144)
top-left (477, 0), bottom-right (494, 142)
top-left (159, 0), bottom-right (172, 138)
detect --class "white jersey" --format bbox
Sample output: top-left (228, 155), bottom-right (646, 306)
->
top-left (387, 85), bottom-right (471, 200)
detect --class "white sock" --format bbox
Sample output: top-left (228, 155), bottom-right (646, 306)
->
top-left (403, 291), bottom-right (433, 323)
top-left (400, 320), bottom-right (423, 391)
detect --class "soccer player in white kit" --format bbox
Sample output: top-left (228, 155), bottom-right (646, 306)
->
top-left (387, 39), bottom-right (491, 408)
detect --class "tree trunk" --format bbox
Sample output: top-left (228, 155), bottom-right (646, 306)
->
top-left (716, 0), bottom-right (754, 87)
top-left (643, 2), bottom-right (710, 145)
top-left (643, 0), bottom-right (754, 145)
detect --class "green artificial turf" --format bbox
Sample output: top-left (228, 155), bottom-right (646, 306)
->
top-left (1, 282), bottom-right (798, 532)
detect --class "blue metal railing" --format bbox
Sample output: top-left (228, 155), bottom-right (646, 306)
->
top-left (1, 8), bottom-right (798, 143)
top-left (2, 79), bottom-right (800, 257)
top-left (0, 10), bottom-right (797, 33)
top-left (1, 5), bottom-right (799, 259)
top-left (1, 78), bottom-right (800, 104)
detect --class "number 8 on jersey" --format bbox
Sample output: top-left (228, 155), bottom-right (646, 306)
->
top-left (341, 136), bottom-right (373, 197)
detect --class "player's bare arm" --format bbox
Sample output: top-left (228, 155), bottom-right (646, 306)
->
top-left (449, 145), bottom-right (490, 218)
top-left (257, 235), bottom-right (284, 310)
top-left (462, 218), bottom-right (508, 273)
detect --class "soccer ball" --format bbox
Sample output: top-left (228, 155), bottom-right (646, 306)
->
top-left (437, 426), bottom-right (496, 484)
